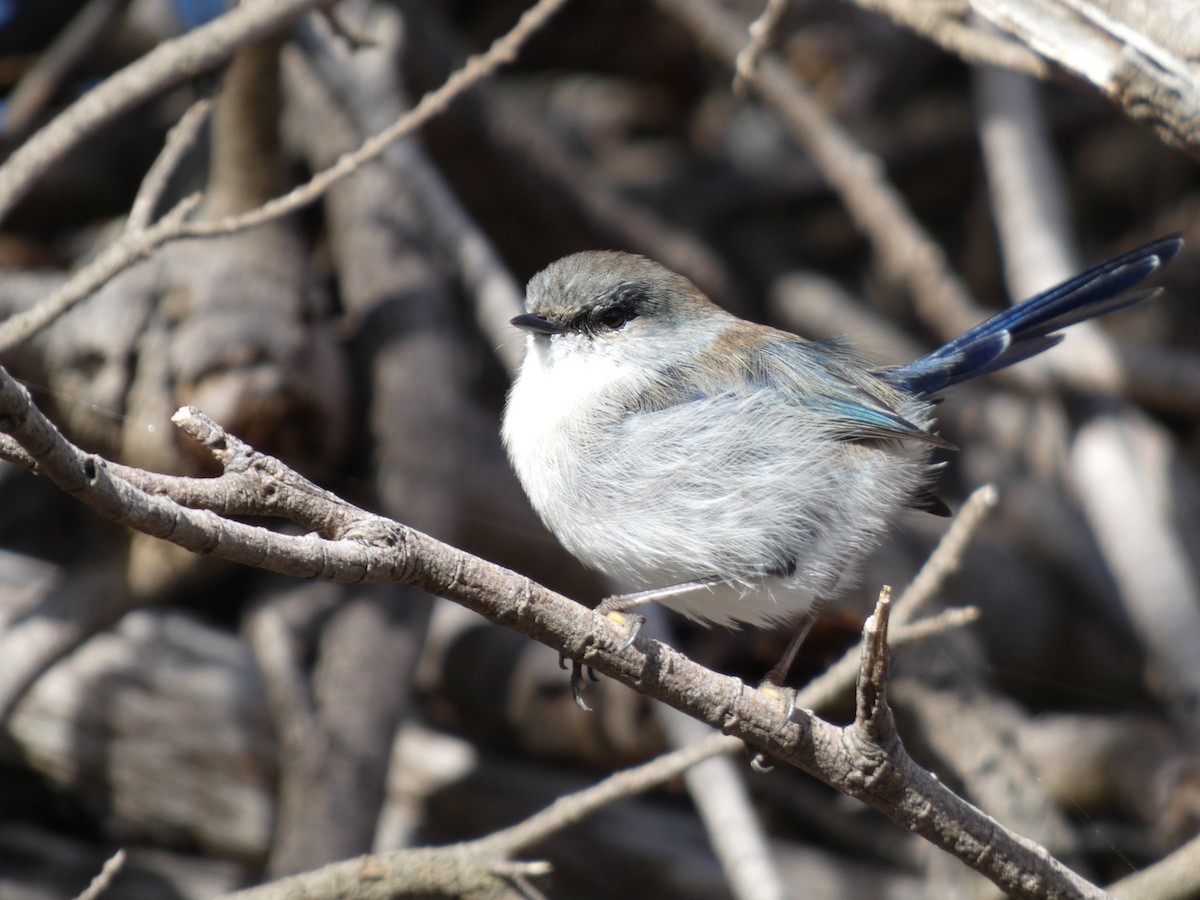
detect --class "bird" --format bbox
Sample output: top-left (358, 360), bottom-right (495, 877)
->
top-left (501, 236), bottom-right (1182, 694)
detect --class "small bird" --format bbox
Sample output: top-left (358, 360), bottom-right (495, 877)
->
top-left (502, 237), bottom-right (1181, 689)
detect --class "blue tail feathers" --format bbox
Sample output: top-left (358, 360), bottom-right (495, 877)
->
top-left (888, 236), bottom-right (1182, 396)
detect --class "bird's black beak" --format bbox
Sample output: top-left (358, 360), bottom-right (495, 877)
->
top-left (511, 313), bottom-right (564, 335)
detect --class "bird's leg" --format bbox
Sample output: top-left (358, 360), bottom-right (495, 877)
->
top-left (594, 576), bottom-right (724, 652)
top-left (569, 576), bottom-right (725, 710)
top-left (761, 605), bottom-right (820, 696)
top-left (749, 599), bottom-right (827, 773)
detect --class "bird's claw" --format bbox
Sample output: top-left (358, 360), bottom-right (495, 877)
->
top-left (570, 660), bottom-right (592, 712)
top-left (748, 748), bottom-right (775, 773)
top-left (604, 610), bottom-right (645, 653)
top-left (561, 655), bottom-right (598, 711)
top-left (558, 610), bottom-right (643, 713)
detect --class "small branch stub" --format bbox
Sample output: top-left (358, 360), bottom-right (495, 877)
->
top-left (855, 585), bottom-right (894, 738)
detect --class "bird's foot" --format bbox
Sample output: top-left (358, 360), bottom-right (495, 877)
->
top-left (595, 604), bottom-right (646, 653)
top-left (747, 679), bottom-right (800, 773)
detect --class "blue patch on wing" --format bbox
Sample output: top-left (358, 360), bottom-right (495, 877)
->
top-left (820, 397), bottom-right (950, 446)
top-left (823, 398), bottom-right (909, 431)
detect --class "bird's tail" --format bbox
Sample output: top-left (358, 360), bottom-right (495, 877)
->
top-left (887, 236), bottom-right (1182, 397)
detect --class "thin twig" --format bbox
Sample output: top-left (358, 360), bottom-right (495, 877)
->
top-left (655, 688), bottom-right (785, 900)
top-left (127, 98), bottom-right (213, 232)
top-left (0, 433), bottom-right (38, 471)
top-left (293, 4), bottom-right (528, 376)
top-left (74, 849), bottom-right (126, 900)
top-left (0, 0), bottom-right (133, 141)
top-left (173, 0), bottom-right (571, 243)
top-left (1108, 829), bottom-right (1200, 899)
top-left (974, 66), bottom-right (1077, 297)
top-left (224, 732), bottom-right (737, 899)
top-left (733, 0), bottom-right (789, 95)
top-left (893, 483), bottom-right (999, 625)
top-left (245, 600), bottom-right (319, 744)
top-left (658, 0), bottom-right (986, 341)
top-left (485, 730), bottom-right (739, 855)
top-left (795, 604), bottom-right (979, 714)
top-left (892, 605), bottom-right (980, 643)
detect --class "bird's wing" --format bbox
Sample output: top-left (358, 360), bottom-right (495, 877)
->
top-left (644, 334), bottom-right (950, 448)
top-left (763, 339), bottom-right (953, 447)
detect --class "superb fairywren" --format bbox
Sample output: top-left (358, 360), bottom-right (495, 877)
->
top-left (502, 238), bottom-right (1181, 678)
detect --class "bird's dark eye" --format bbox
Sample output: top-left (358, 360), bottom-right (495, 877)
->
top-left (598, 305), bottom-right (635, 330)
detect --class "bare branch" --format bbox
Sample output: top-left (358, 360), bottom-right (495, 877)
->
top-left (172, 0), bottom-right (571, 244)
top-left (0, 0), bottom-right (567, 351)
top-left (0, 0), bottom-right (328, 225)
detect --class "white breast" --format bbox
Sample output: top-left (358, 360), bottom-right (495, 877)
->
top-left (502, 335), bottom-right (632, 520)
